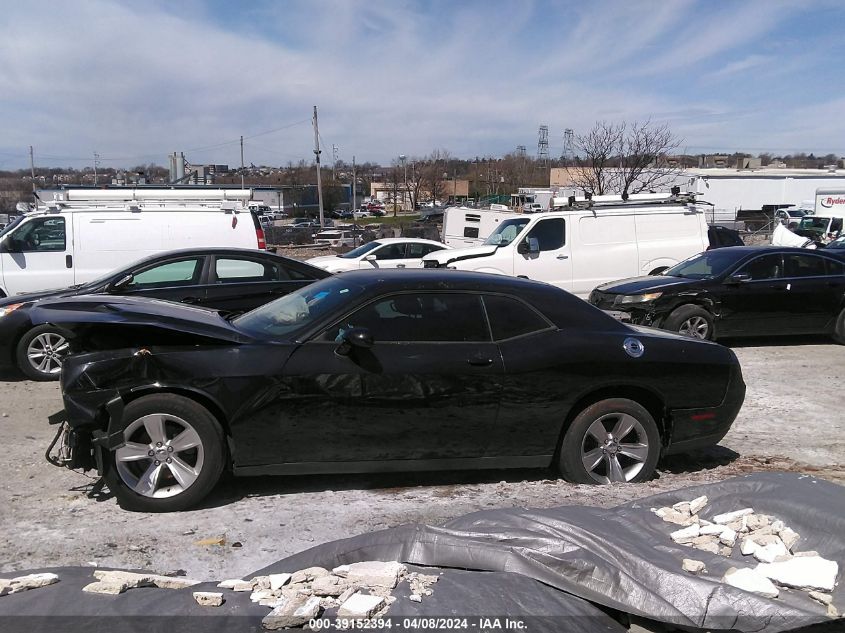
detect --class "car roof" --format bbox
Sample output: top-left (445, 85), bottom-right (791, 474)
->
top-left (371, 238), bottom-right (444, 245)
top-left (107, 247), bottom-right (330, 275)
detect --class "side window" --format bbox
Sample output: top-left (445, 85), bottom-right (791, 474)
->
top-left (11, 217), bottom-right (66, 252)
top-left (374, 244), bottom-right (406, 260)
top-left (323, 293), bottom-right (489, 342)
top-left (736, 254), bottom-right (782, 281)
top-left (832, 218), bottom-right (843, 233)
top-left (783, 254), bottom-right (828, 278)
top-left (215, 258), bottom-right (284, 283)
top-left (525, 218), bottom-right (565, 251)
top-left (483, 295), bottom-right (552, 340)
top-left (128, 258), bottom-right (202, 289)
top-left (284, 265), bottom-right (310, 280)
top-left (826, 258), bottom-right (844, 276)
top-left (406, 242), bottom-right (445, 258)
top-left (463, 227), bottom-right (479, 239)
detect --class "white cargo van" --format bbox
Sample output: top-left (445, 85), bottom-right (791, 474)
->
top-left (423, 192), bottom-right (709, 299)
top-left (0, 189), bottom-right (266, 297)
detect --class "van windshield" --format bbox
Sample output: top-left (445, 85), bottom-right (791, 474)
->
top-left (0, 215), bottom-right (24, 239)
top-left (484, 218), bottom-right (531, 246)
top-left (799, 217), bottom-right (829, 232)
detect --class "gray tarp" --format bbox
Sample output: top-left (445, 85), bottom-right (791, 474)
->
top-left (1, 472), bottom-right (843, 632)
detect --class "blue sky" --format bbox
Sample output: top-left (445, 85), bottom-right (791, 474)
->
top-left (0, 0), bottom-right (843, 169)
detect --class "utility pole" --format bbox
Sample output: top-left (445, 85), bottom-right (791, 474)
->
top-left (29, 146), bottom-right (35, 194)
top-left (240, 135), bottom-right (245, 189)
top-left (331, 144), bottom-right (338, 181)
top-left (399, 155), bottom-right (407, 211)
top-left (93, 152), bottom-right (100, 186)
top-left (351, 155), bottom-right (357, 213)
top-left (312, 106), bottom-right (325, 227)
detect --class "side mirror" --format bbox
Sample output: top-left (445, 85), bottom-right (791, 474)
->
top-left (517, 237), bottom-right (540, 255)
top-left (364, 254), bottom-right (377, 261)
top-left (109, 274), bottom-right (134, 291)
top-left (3, 237), bottom-right (22, 253)
top-left (726, 272), bottom-right (751, 284)
top-left (335, 327), bottom-right (374, 356)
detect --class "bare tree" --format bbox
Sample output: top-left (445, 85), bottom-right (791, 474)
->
top-left (572, 120), bottom-right (681, 196)
top-left (572, 121), bottom-right (623, 196)
top-left (418, 149), bottom-right (451, 204)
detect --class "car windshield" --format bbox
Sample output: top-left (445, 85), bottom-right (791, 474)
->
top-left (799, 217), bottom-right (829, 230)
top-left (0, 215), bottom-right (24, 239)
top-left (787, 209), bottom-right (806, 217)
top-left (664, 249), bottom-right (749, 279)
top-left (234, 277), bottom-right (366, 339)
top-left (338, 241), bottom-right (382, 259)
top-left (484, 218), bottom-right (531, 246)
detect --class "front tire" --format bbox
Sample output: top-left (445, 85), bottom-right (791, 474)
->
top-left (833, 308), bottom-right (845, 345)
top-left (664, 304), bottom-right (714, 340)
top-left (558, 398), bottom-right (660, 484)
top-left (16, 325), bottom-right (70, 381)
top-left (104, 394), bottom-right (226, 512)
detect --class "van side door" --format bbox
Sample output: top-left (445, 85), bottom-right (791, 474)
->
top-left (0, 216), bottom-right (74, 295)
top-left (511, 218), bottom-right (572, 291)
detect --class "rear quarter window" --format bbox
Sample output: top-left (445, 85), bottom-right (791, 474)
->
top-left (483, 294), bottom-right (553, 340)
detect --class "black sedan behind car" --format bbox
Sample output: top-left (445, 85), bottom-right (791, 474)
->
top-left (39, 269), bottom-right (745, 512)
top-left (590, 246), bottom-right (845, 342)
top-left (0, 248), bottom-right (329, 380)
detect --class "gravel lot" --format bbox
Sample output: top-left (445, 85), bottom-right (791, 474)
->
top-left (0, 338), bottom-right (842, 580)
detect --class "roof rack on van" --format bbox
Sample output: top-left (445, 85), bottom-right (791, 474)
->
top-left (550, 190), bottom-right (697, 210)
top-left (37, 188), bottom-right (254, 211)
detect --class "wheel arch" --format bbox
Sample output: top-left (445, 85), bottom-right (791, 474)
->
top-left (121, 385), bottom-right (233, 442)
top-left (556, 385), bottom-right (669, 456)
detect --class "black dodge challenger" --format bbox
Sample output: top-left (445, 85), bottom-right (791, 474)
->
top-left (38, 269), bottom-right (746, 512)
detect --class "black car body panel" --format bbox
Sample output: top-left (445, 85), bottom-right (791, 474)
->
top-left (590, 246), bottom-right (845, 338)
top-left (0, 247), bottom-right (328, 370)
top-left (48, 270), bottom-right (745, 480)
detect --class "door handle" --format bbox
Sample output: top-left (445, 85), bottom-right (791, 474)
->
top-left (396, 264), bottom-right (406, 268)
top-left (65, 254), bottom-right (73, 268)
top-left (556, 254), bottom-right (569, 260)
top-left (467, 357), bottom-right (493, 367)
top-left (181, 296), bottom-right (200, 304)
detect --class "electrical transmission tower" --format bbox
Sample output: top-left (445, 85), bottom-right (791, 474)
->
top-left (516, 145), bottom-right (526, 157)
top-left (563, 128), bottom-right (575, 163)
top-left (537, 125), bottom-right (549, 165)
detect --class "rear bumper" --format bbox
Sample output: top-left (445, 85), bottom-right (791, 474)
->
top-left (664, 364), bottom-right (746, 455)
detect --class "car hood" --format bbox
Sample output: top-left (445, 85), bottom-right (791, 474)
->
top-left (422, 244), bottom-right (499, 265)
top-left (0, 286), bottom-right (86, 307)
top-left (593, 275), bottom-right (702, 295)
top-left (28, 295), bottom-right (254, 344)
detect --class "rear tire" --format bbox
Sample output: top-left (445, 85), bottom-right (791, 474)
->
top-left (558, 398), bottom-right (660, 484)
top-left (833, 308), bottom-right (845, 345)
top-left (103, 394), bottom-right (226, 512)
top-left (16, 325), bottom-right (70, 381)
top-left (664, 304), bottom-right (714, 340)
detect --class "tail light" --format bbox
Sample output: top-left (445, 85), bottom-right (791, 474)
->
top-left (256, 228), bottom-right (266, 249)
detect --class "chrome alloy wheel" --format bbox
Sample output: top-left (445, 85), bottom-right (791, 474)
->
top-left (678, 316), bottom-right (710, 339)
top-left (114, 414), bottom-right (205, 499)
top-left (580, 412), bottom-right (650, 483)
top-left (27, 332), bottom-right (69, 375)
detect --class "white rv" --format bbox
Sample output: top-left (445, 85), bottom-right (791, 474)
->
top-left (423, 192), bottom-right (709, 299)
top-left (441, 205), bottom-right (520, 248)
top-left (0, 189), bottom-right (266, 297)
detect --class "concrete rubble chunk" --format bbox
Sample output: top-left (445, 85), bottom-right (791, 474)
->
top-left (722, 567), bottom-right (779, 599)
top-left (780, 528), bottom-right (800, 551)
top-left (263, 595), bottom-right (322, 630)
top-left (809, 591), bottom-right (832, 606)
top-left (656, 508), bottom-right (697, 526)
top-left (251, 589), bottom-right (274, 603)
top-left (260, 597), bottom-right (287, 608)
top-left (233, 580), bottom-right (257, 592)
top-left (795, 551), bottom-right (819, 558)
top-left (409, 594), bottom-right (422, 602)
top-left (193, 592), bottom-right (224, 607)
top-left (338, 592), bottom-right (387, 619)
top-left (749, 533), bottom-right (781, 547)
top-left (2, 573), bottom-right (60, 595)
top-left (337, 587), bottom-right (356, 604)
top-left (290, 567), bottom-right (329, 584)
top-left (741, 538), bottom-right (758, 556)
top-left (682, 559), bottom-right (705, 573)
top-left (672, 501), bottom-right (692, 516)
top-left (726, 516), bottom-right (749, 533)
top-left (91, 570), bottom-right (200, 591)
top-left (755, 556), bottom-right (839, 592)
top-left (746, 514), bottom-right (770, 531)
top-left (217, 579), bottom-right (241, 590)
top-left (828, 605), bottom-right (839, 619)
top-left (719, 528), bottom-right (738, 547)
top-left (693, 541), bottom-right (720, 554)
top-left (332, 565), bottom-right (350, 578)
top-left (713, 508), bottom-right (754, 525)
top-left (82, 581), bottom-right (128, 595)
top-left (771, 520), bottom-right (785, 534)
top-left (753, 542), bottom-right (789, 564)
top-left (719, 546), bottom-right (734, 558)
top-left (699, 524), bottom-right (725, 536)
top-left (345, 561), bottom-right (406, 589)
top-left (252, 576), bottom-right (271, 590)
top-left (312, 575), bottom-right (349, 597)
top-left (748, 526), bottom-right (775, 538)
top-left (689, 496), bottom-right (708, 515)
top-left (671, 524), bottom-right (700, 543)
top-left (268, 573), bottom-right (292, 591)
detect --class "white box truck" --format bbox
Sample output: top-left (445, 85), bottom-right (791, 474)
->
top-left (0, 188), bottom-right (266, 297)
top-left (423, 192), bottom-right (709, 299)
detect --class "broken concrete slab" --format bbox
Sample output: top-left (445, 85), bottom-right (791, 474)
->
top-left (713, 508), bottom-right (754, 525)
top-left (250, 589), bottom-right (275, 603)
top-left (337, 592), bottom-right (387, 619)
top-left (332, 565), bottom-right (350, 578)
top-left (808, 591), bottom-right (832, 606)
top-left (827, 604), bottom-right (839, 618)
top-left (722, 567), bottom-right (779, 599)
top-left (719, 546), bottom-right (734, 558)
top-left (794, 550), bottom-right (819, 558)
top-left (692, 541), bottom-right (720, 554)
top-left (290, 567), bottom-right (329, 584)
top-left (216, 579), bottom-right (241, 590)
top-left (82, 581), bottom-right (128, 595)
top-left (92, 570), bottom-right (200, 591)
top-left (262, 596), bottom-right (319, 630)
top-left (752, 541), bottom-right (789, 564)
top-left (689, 495), bottom-right (708, 515)
top-left (698, 523), bottom-right (725, 536)
top-left (719, 528), bottom-right (737, 547)
top-left (345, 561), bottom-right (406, 589)
top-left (337, 586), bottom-right (356, 604)
top-left (1, 573), bottom-right (60, 595)
top-left (682, 559), bottom-right (705, 573)
top-left (755, 556), bottom-right (839, 592)
top-left (746, 514), bottom-right (770, 531)
top-left (232, 580), bottom-right (257, 592)
top-left (409, 594), bottom-right (422, 602)
top-left (654, 507), bottom-right (696, 525)
top-left (268, 573), bottom-right (292, 591)
top-left (670, 524), bottom-right (700, 542)
top-left (193, 591), bottom-right (224, 607)
top-left (311, 575), bottom-right (350, 597)
top-left (780, 527), bottom-right (800, 551)
top-left (671, 501), bottom-right (691, 516)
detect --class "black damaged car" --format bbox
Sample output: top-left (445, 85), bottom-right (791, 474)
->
top-left (590, 246), bottom-right (845, 342)
top-left (41, 270), bottom-right (745, 512)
